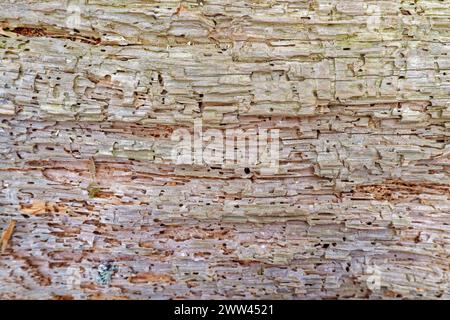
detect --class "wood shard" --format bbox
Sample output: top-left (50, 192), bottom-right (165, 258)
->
top-left (20, 201), bottom-right (47, 215)
top-left (1, 220), bottom-right (16, 253)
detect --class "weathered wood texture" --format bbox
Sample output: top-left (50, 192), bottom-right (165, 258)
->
top-left (0, 0), bottom-right (449, 299)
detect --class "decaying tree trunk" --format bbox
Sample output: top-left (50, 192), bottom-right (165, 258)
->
top-left (0, 0), bottom-right (449, 299)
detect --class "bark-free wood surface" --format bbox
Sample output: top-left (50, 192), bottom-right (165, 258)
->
top-left (0, 0), bottom-right (449, 299)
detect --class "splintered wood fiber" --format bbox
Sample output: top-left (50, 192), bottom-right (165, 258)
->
top-left (0, 0), bottom-right (449, 300)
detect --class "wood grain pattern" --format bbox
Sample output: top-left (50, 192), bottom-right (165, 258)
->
top-left (0, 0), bottom-right (449, 299)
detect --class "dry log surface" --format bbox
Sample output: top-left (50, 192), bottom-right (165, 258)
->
top-left (0, 0), bottom-right (449, 299)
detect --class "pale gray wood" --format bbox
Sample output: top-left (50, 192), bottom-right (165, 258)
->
top-left (0, 0), bottom-right (448, 299)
